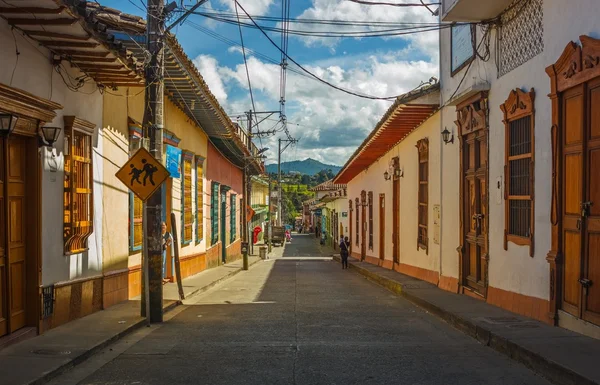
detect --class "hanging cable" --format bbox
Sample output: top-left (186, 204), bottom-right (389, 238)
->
top-left (233, 0), bottom-right (411, 101)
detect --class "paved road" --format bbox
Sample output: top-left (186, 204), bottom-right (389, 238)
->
top-left (53, 234), bottom-right (551, 385)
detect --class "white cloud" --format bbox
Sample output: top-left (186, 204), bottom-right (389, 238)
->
top-left (283, 0), bottom-right (440, 60)
top-left (217, 0), bottom-right (274, 16)
top-left (192, 55), bottom-right (228, 104)
top-left (198, 50), bottom-right (438, 165)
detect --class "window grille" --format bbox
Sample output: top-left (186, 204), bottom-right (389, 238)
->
top-left (42, 285), bottom-right (54, 319)
top-left (416, 138), bottom-right (429, 253)
top-left (196, 157), bottom-right (204, 243)
top-left (63, 117), bottom-right (94, 255)
top-left (498, 0), bottom-right (543, 77)
top-left (230, 194), bottom-right (237, 242)
top-left (211, 182), bottom-right (220, 245)
top-left (501, 88), bottom-right (535, 255)
top-left (181, 152), bottom-right (193, 245)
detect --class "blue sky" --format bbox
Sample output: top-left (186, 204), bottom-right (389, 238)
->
top-left (97, 0), bottom-right (439, 166)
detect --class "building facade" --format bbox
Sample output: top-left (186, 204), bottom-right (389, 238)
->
top-left (0, 0), bottom-right (148, 337)
top-left (98, 6), bottom-right (262, 308)
top-left (335, 0), bottom-right (600, 337)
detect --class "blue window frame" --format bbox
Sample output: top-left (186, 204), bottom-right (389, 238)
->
top-left (230, 194), bottom-right (237, 242)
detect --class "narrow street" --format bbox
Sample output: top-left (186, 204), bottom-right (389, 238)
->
top-left (53, 235), bottom-right (551, 385)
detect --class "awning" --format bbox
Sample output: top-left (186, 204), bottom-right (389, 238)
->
top-left (334, 83), bottom-right (439, 184)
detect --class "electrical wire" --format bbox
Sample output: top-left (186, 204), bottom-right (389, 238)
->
top-left (233, 0), bottom-right (411, 101)
top-left (346, 0), bottom-right (440, 6)
top-left (9, 27), bottom-right (19, 86)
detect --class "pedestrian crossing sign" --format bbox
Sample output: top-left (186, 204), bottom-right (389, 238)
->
top-left (115, 147), bottom-right (170, 202)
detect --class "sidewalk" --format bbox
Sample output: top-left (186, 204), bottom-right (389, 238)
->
top-left (335, 255), bottom-right (600, 385)
top-left (0, 256), bottom-right (262, 385)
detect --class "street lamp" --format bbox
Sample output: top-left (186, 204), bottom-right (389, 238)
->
top-left (0, 113), bottom-right (18, 136)
top-left (41, 126), bottom-right (62, 147)
top-left (441, 127), bottom-right (454, 145)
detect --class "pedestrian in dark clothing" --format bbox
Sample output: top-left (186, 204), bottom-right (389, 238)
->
top-left (340, 236), bottom-right (349, 269)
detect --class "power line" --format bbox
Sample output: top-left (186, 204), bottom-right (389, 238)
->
top-left (346, 0), bottom-right (440, 6)
top-left (233, 0), bottom-right (413, 101)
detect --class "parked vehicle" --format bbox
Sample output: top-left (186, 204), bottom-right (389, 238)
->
top-left (271, 226), bottom-right (286, 246)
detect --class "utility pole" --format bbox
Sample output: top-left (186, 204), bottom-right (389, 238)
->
top-left (142, 0), bottom-right (165, 322)
top-left (267, 177), bottom-right (272, 253)
top-left (278, 138), bottom-right (281, 226)
top-left (242, 111), bottom-right (252, 270)
top-left (277, 137), bottom-right (297, 226)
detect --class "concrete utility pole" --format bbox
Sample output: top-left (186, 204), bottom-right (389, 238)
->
top-left (278, 138), bottom-right (282, 226)
top-left (142, 0), bottom-right (165, 322)
top-left (242, 111), bottom-right (253, 270)
top-left (267, 177), bottom-right (272, 253)
top-left (277, 137), bottom-right (297, 226)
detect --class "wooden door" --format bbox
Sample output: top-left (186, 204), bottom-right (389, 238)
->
top-left (379, 194), bottom-right (385, 261)
top-left (561, 84), bottom-right (585, 317)
top-left (0, 136), bottom-right (28, 336)
top-left (0, 137), bottom-right (6, 337)
top-left (583, 78), bottom-right (600, 324)
top-left (361, 201), bottom-right (366, 261)
top-left (392, 178), bottom-right (399, 264)
top-left (349, 200), bottom-right (352, 254)
top-left (458, 98), bottom-right (489, 296)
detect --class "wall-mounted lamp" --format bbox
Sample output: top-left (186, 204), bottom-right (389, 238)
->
top-left (384, 170), bottom-right (391, 181)
top-left (394, 168), bottom-right (404, 178)
top-left (442, 127), bottom-right (454, 145)
top-left (0, 113), bottom-right (19, 137)
top-left (41, 126), bottom-right (62, 147)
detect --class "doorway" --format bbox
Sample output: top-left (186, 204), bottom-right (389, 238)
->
top-left (559, 80), bottom-right (600, 325)
top-left (379, 194), bottom-right (385, 261)
top-left (456, 93), bottom-right (489, 297)
top-left (392, 157), bottom-right (400, 265)
top-left (547, 36), bottom-right (600, 327)
top-left (0, 134), bottom-right (38, 337)
top-left (360, 191), bottom-right (366, 261)
top-left (220, 188), bottom-right (228, 264)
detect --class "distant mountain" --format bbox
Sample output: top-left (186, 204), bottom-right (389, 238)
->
top-left (265, 158), bottom-right (342, 175)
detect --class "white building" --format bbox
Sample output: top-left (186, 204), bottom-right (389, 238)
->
top-left (335, 0), bottom-right (600, 338)
top-left (0, 0), bottom-right (144, 337)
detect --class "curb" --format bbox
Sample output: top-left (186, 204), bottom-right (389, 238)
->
top-left (30, 261), bottom-right (260, 385)
top-left (29, 302), bottom-right (178, 385)
top-left (336, 256), bottom-right (597, 385)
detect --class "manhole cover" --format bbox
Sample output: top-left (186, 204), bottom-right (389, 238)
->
top-left (32, 349), bottom-right (71, 356)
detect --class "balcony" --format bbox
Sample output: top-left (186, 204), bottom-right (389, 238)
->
top-left (442, 0), bottom-right (513, 22)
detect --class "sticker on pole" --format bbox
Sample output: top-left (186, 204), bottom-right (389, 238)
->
top-left (115, 147), bottom-right (170, 201)
top-left (246, 205), bottom-right (256, 222)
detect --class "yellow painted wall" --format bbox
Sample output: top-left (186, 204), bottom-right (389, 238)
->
top-left (102, 89), bottom-right (209, 274)
top-left (102, 87), bottom-right (145, 272)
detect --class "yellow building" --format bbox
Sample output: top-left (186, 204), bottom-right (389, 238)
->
top-left (97, 7), bottom-right (263, 308)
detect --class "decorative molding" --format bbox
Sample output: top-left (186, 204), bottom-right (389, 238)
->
top-left (547, 35), bottom-right (600, 93)
top-left (455, 92), bottom-right (488, 136)
top-left (63, 116), bottom-right (95, 135)
top-left (500, 88), bottom-right (535, 121)
top-left (415, 138), bottom-right (429, 154)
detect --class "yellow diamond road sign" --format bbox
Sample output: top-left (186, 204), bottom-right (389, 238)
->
top-left (116, 147), bottom-right (170, 202)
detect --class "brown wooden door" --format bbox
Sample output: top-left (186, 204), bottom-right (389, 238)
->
top-left (561, 84), bottom-right (585, 317)
top-left (361, 205), bottom-right (366, 261)
top-left (0, 137), bottom-right (6, 337)
top-left (583, 78), bottom-right (600, 325)
top-left (379, 194), bottom-right (385, 261)
top-left (461, 124), bottom-right (488, 295)
top-left (349, 201), bottom-right (352, 254)
top-left (392, 178), bottom-right (399, 264)
top-left (0, 136), bottom-right (28, 336)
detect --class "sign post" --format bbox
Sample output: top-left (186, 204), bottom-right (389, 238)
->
top-left (116, 147), bottom-right (170, 321)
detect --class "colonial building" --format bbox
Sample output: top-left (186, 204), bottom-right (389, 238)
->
top-left (308, 180), bottom-right (347, 242)
top-left (250, 176), bottom-right (270, 245)
top-left (335, 0), bottom-right (600, 338)
top-left (96, 5), bottom-right (263, 307)
top-left (0, 0), bottom-right (146, 338)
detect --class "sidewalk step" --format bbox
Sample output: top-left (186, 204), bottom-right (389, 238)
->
top-left (336, 255), bottom-right (600, 385)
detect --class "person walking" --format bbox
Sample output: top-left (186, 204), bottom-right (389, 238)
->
top-left (340, 236), bottom-right (350, 269)
top-left (161, 221), bottom-right (173, 284)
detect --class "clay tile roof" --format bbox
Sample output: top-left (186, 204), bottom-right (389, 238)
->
top-left (310, 179), bottom-right (347, 192)
top-left (333, 82), bottom-right (440, 184)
